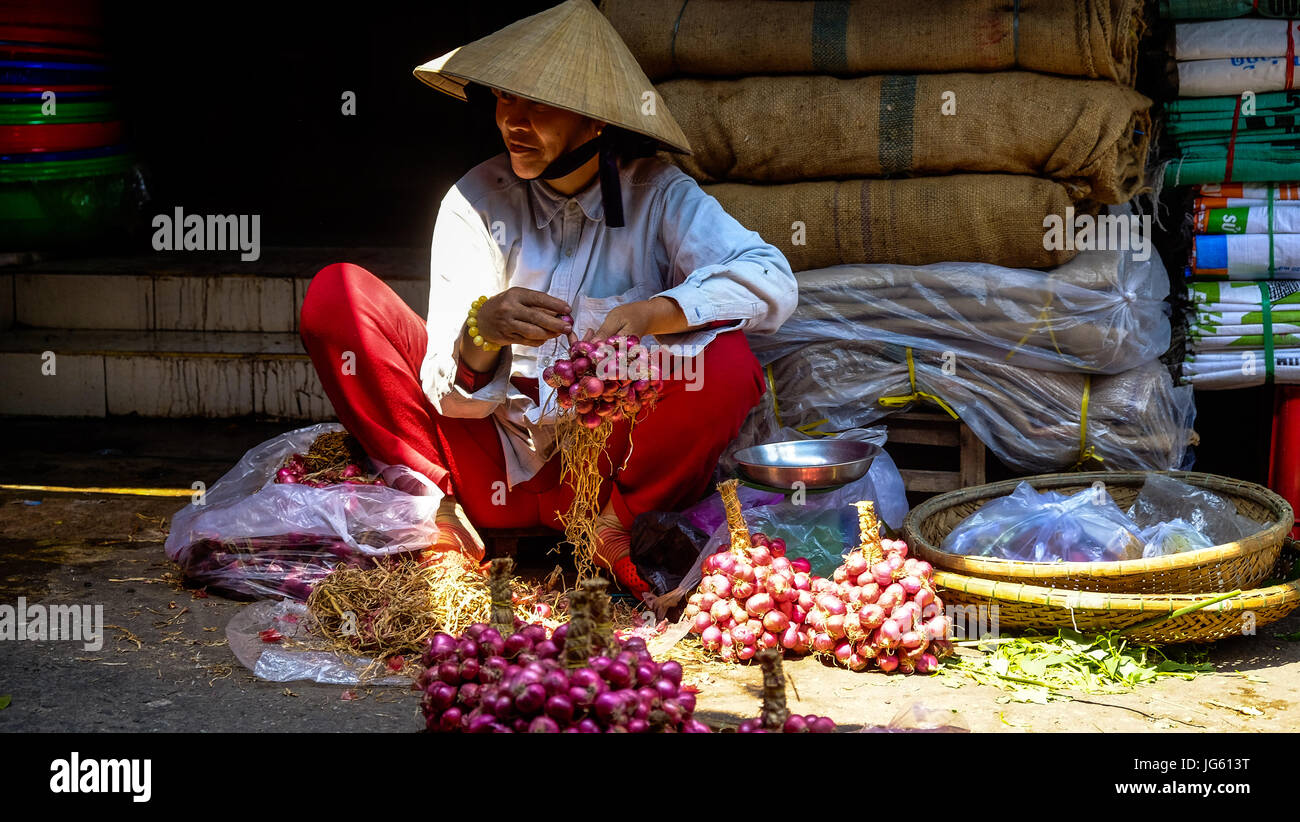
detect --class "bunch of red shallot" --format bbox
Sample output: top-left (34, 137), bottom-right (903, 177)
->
top-left (684, 531), bottom-right (816, 662)
top-left (683, 484), bottom-right (950, 677)
top-left (543, 335), bottom-right (665, 428)
top-left (808, 502), bottom-right (952, 674)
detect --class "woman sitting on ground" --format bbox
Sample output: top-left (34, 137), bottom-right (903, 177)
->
top-left (299, 0), bottom-right (796, 596)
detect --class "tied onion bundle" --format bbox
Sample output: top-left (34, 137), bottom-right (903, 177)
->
top-left (685, 480), bottom-right (818, 661)
top-left (685, 531), bottom-right (812, 660)
top-left (807, 503), bottom-right (953, 675)
top-left (419, 570), bottom-right (706, 732)
top-left (544, 334), bottom-right (665, 424)
top-left (545, 334), bottom-right (665, 577)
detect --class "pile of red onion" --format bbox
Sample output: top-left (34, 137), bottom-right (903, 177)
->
top-left (543, 335), bottom-right (665, 428)
top-left (808, 537), bottom-right (952, 674)
top-left (274, 453), bottom-right (384, 488)
top-left (683, 532), bottom-right (817, 662)
top-left (417, 622), bottom-right (710, 733)
top-left (738, 713), bottom-right (836, 733)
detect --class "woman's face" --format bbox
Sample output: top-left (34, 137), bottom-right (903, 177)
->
top-left (493, 89), bottom-right (602, 179)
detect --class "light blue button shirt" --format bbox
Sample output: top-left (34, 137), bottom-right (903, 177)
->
top-left (419, 152), bottom-right (796, 486)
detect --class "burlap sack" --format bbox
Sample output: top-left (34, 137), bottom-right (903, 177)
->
top-left (602, 0), bottom-right (1143, 84)
top-left (658, 73), bottom-right (1151, 204)
top-left (707, 175), bottom-right (1089, 269)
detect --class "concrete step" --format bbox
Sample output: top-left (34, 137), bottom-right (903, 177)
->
top-left (0, 329), bottom-right (334, 419)
top-left (1, 247), bottom-right (429, 332)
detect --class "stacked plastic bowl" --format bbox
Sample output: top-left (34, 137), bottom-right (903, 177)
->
top-left (0, 0), bottom-right (146, 250)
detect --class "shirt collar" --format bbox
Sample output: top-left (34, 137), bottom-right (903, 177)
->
top-left (527, 173), bottom-right (606, 229)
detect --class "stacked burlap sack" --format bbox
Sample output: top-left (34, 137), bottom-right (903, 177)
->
top-left (603, 0), bottom-right (1152, 268)
top-left (606, 0), bottom-right (1189, 470)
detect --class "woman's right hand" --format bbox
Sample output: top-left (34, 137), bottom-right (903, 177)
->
top-left (474, 287), bottom-right (573, 347)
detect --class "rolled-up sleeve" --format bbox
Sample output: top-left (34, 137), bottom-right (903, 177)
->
top-left (653, 177), bottom-right (797, 339)
top-left (419, 185), bottom-right (513, 419)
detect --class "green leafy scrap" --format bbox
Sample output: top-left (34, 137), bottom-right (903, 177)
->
top-left (947, 630), bottom-right (1213, 700)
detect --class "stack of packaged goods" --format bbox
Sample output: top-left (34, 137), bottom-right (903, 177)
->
top-left (1157, 14), bottom-right (1300, 387)
top-left (1185, 246), bottom-right (1300, 389)
top-left (1160, 0), bottom-right (1298, 18)
top-left (1161, 19), bottom-right (1300, 194)
top-left (604, 0), bottom-right (1196, 472)
top-left (1157, 7), bottom-right (1300, 528)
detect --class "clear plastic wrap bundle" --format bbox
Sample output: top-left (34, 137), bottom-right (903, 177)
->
top-left (754, 341), bottom-right (1197, 474)
top-left (748, 250), bottom-right (1171, 374)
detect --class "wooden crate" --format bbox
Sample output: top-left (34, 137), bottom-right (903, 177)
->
top-left (884, 409), bottom-right (987, 498)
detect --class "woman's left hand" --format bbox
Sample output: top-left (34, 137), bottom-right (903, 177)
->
top-left (592, 296), bottom-right (689, 340)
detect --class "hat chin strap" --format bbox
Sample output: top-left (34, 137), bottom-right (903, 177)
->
top-left (538, 131), bottom-right (625, 228)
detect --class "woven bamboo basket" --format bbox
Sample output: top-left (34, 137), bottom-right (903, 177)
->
top-left (934, 544), bottom-right (1299, 643)
top-left (902, 471), bottom-right (1292, 594)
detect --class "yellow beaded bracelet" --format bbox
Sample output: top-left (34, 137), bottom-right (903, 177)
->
top-left (467, 296), bottom-right (501, 352)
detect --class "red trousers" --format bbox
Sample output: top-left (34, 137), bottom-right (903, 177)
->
top-left (299, 263), bottom-right (765, 531)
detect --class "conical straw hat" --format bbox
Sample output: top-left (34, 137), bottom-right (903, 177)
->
top-left (413, 0), bottom-right (691, 155)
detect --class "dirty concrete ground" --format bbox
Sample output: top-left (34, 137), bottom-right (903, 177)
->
top-left (1, 418), bottom-right (1298, 733)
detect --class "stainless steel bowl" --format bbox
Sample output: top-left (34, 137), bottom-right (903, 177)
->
top-left (733, 439), bottom-right (881, 490)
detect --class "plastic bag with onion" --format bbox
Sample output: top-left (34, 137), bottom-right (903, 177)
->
top-left (164, 423), bottom-right (441, 599)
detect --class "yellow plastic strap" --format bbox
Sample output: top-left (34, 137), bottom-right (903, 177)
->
top-left (764, 364), bottom-right (784, 428)
top-left (877, 348), bottom-right (959, 420)
top-left (1005, 291), bottom-right (1069, 364)
top-left (766, 363), bottom-right (830, 436)
top-left (1072, 375), bottom-right (1103, 469)
top-left (795, 419), bottom-right (831, 437)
